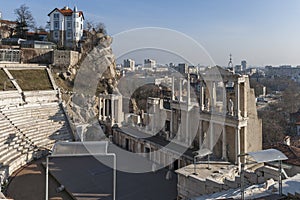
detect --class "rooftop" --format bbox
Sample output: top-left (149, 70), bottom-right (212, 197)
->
top-left (265, 143), bottom-right (300, 166)
top-left (176, 163), bottom-right (237, 183)
top-left (48, 6), bottom-right (84, 19)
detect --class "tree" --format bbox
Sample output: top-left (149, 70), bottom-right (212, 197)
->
top-left (14, 4), bottom-right (35, 38)
top-left (84, 20), bottom-right (94, 32)
top-left (95, 22), bottom-right (107, 35)
top-left (84, 20), bottom-right (107, 35)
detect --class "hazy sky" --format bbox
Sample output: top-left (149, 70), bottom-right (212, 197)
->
top-left (2, 0), bottom-right (300, 66)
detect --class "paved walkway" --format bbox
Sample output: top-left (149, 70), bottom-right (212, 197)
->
top-left (5, 154), bottom-right (178, 200)
top-left (5, 158), bottom-right (73, 200)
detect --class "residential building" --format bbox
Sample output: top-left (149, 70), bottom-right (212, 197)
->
top-left (48, 6), bottom-right (84, 49)
top-left (144, 59), bottom-right (156, 68)
top-left (123, 59), bottom-right (135, 71)
top-left (235, 65), bottom-right (242, 72)
top-left (177, 63), bottom-right (188, 74)
top-left (241, 60), bottom-right (247, 71)
top-left (290, 109), bottom-right (300, 136)
top-left (0, 19), bottom-right (17, 39)
top-left (20, 40), bottom-right (56, 49)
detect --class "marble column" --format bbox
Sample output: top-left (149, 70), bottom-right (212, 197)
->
top-left (187, 74), bottom-right (191, 105)
top-left (210, 122), bottom-right (214, 151)
top-left (111, 98), bottom-right (115, 123)
top-left (210, 81), bottom-right (216, 112)
top-left (222, 86), bottom-right (227, 114)
top-left (99, 97), bottom-right (102, 120)
top-left (235, 82), bottom-right (241, 118)
top-left (102, 98), bottom-right (106, 120)
top-left (106, 99), bottom-right (110, 119)
top-left (179, 78), bottom-right (183, 102)
top-left (199, 121), bottom-right (203, 149)
top-left (235, 127), bottom-right (241, 170)
top-left (172, 76), bottom-right (175, 101)
top-left (199, 82), bottom-right (205, 111)
top-left (222, 126), bottom-right (227, 161)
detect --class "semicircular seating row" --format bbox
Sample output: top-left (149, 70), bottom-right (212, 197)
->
top-left (0, 102), bottom-right (73, 184)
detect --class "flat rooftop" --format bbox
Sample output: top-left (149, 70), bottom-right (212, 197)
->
top-left (176, 163), bottom-right (238, 183)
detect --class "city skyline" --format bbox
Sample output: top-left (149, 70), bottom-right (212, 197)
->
top-left (2, 0), bottom-right (300, 66)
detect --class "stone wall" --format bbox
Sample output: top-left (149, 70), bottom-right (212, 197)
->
top-left (0, 91), bottom-right (23, 106)
top-left (52, 50), bottom-right (80, 67)
top-left (245, 78), bottom-right (263, 153)
top-left (21, 48), bottom-right (53, 64)
top-left (23, 90), bottom-right (58, 103)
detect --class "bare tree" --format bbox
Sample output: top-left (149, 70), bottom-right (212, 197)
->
top-left (14, 4), bottom-right (35, 38)
top-left (84, 20), bottom-right (94, 32)
top-left (95, 22), bottom-right (107, 34)
top-left (84, 20), bottom-right (107, 35)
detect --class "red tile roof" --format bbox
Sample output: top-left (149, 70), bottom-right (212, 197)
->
top-left (48, 7), bottom-right (84, 19)
top-left (59, 8), bottom-right (73, 16)
top-left (26, 31), bottom-right (48, 36)
top-left (0, 20), bottom-right (17, 25)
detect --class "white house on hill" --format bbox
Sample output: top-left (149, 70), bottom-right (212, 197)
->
top-left (48, 6), bottom-right (84, 48)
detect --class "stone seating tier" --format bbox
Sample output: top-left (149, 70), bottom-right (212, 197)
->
top-left (0, 102), bottom-right (73, 184)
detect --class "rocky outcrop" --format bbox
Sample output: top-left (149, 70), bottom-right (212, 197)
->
top-left (68, 33), bottom-right (118, 125)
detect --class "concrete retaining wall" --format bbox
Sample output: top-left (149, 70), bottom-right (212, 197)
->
top-left (52, 50), bottom-right (80, 67)
top-left (21, 48), bottom-right (53, 64)
top-left (23, 90), bottom-right (58, 103)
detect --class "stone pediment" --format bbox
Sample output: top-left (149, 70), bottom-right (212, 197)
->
top-left (201, 66), bottom-right (242, 82)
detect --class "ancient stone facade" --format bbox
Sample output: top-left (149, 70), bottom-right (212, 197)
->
top-left (99, 66), bottom-right (262, 174)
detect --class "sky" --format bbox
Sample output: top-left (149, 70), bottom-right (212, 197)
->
top-left (1, 0), bottom-right (300, 66)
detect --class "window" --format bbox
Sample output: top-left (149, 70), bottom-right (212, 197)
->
top-left (67, 21), bottom-right (72, 29)
top-left (80, 23), bottom-right (83, 30)
top-left (76, 22), bottom-right (79, 28)
top-left (67, 16), bottom-right (72, 21)
top-left (54, 31), bottom-right (59, 38)
top-left (54, 13), bottom-right (59, 19)
top-left (54, 21), bottom-right (59, 30)
top-left (67, 31), bottom-right (72, 38)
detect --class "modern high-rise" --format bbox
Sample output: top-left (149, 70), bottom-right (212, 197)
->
top-left (241, 60), bottom-right (247, 71)
top-left (144, 59), bottom-right (156, 68)
top-left (48, 6), bottom-right (84, 48)
top-left (177, 63), bottom-right (188, 74)
top-left (123, 59), bottom-right (135, 71)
